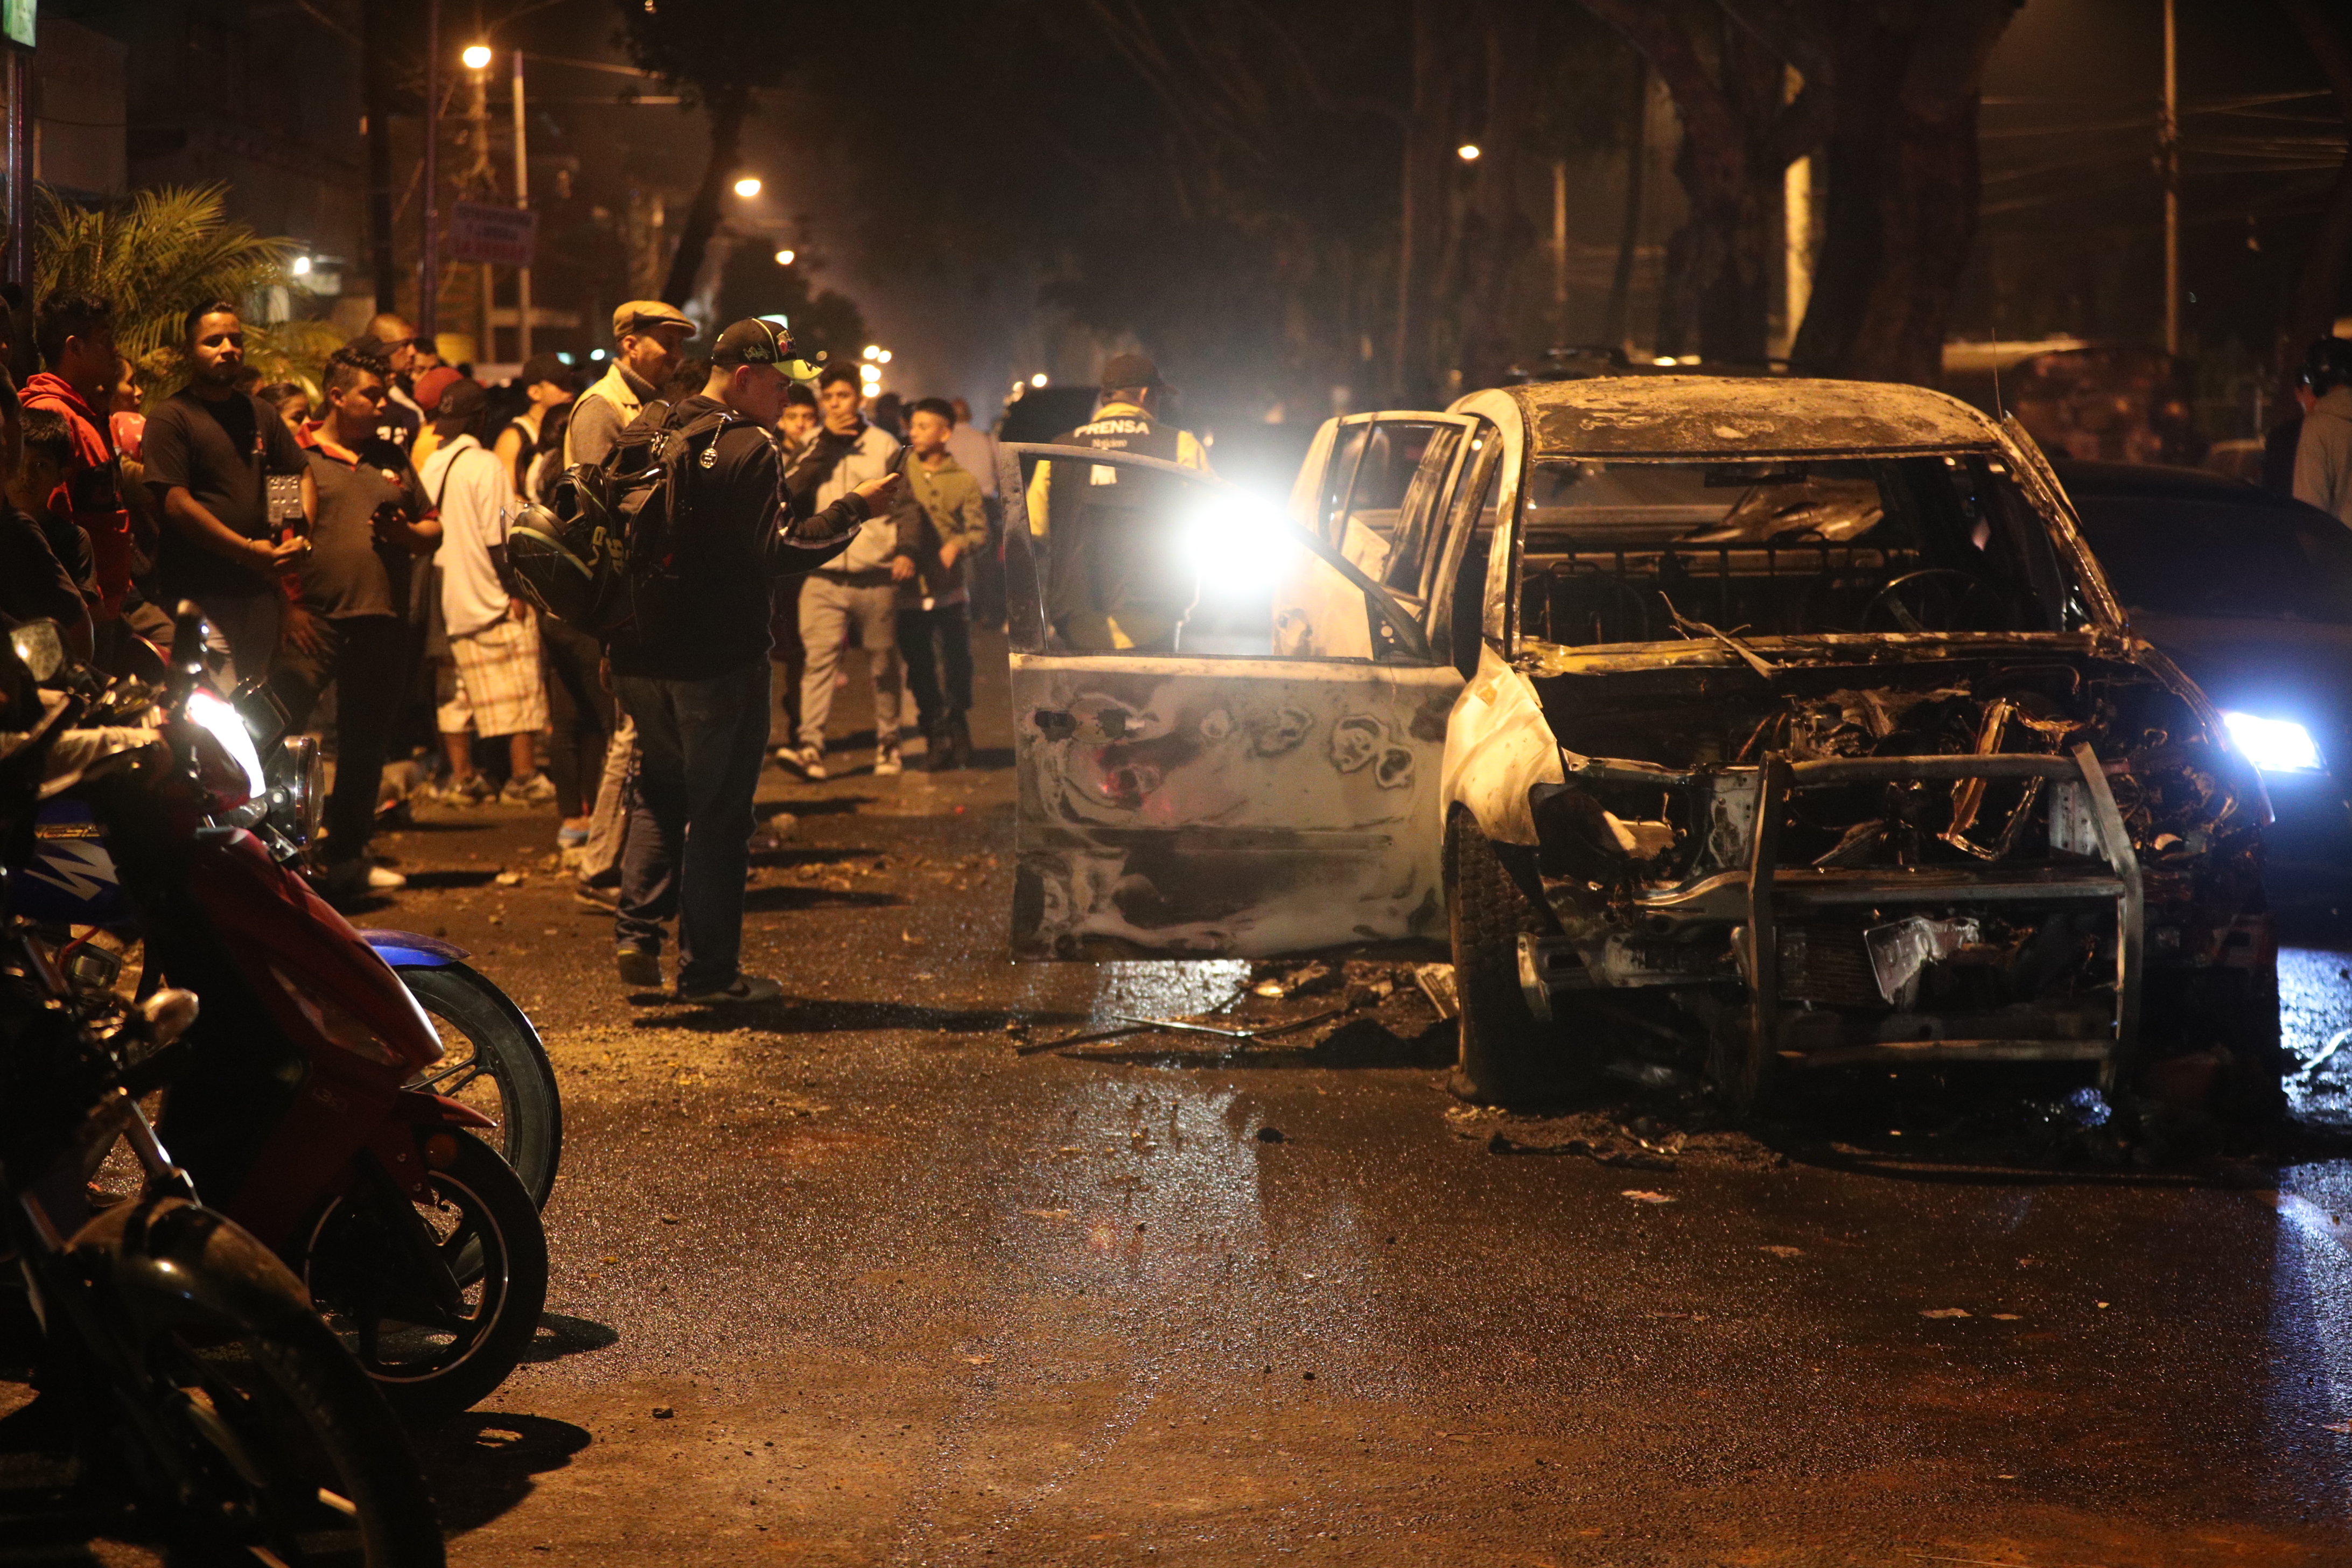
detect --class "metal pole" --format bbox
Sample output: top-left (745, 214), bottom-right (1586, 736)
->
top-left (2162, 0), bottom-right (2179, 356)
top-left (1551, 158), bottom-right (1567, 337)
top-left (419, 0), bottom-right (442, 342)
top-left (4, 44), bottom-right (28, 293)
top-left (470, 60), bottom-right (491, 361)
top-left (513, 49), bottom-right (531, 361)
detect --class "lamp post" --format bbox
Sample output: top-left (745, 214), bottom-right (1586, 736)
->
top-left (465, 44), bottom-right (493, 360)
top-left (420, 0), bottom-right (442, 343)
top-left (512, 49), bottom-right (532, 360)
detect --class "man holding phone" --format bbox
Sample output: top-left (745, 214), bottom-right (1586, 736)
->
top-left (276, 344), bottom-right (443, 905)
top-left (143, 300), bottom-right (310, 683)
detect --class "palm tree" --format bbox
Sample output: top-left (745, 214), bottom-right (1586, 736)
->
top-left (35, 184), bottom-right (341, 400)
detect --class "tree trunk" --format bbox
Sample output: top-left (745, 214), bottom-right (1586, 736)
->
top-left (1605, 60), bottom-right (1648, 354)
top-left (1584, 1), bottom-right (1777, 366)
top-left (1390, 0), bottom-right (1455, 405)
top-left (660, 87), bottom-right (749, 310)
top-left (2276, 0), bottom-right (2352, 399)
top-left (363, 0), bottom-right (397, 314)
top-left (1454, 1), bottom-right (1539, 393)
top-left (1790, 3), bottom-right (2016, 383)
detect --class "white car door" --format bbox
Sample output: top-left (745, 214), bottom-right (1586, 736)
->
top-left (999, 438), bottom-right (1470, 959)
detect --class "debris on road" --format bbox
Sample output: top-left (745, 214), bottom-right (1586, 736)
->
top-left (1760, 1245), bottom-right (1804, 1258)
top-left (495, 869), bottom-right (526, 886)
top-left (1411, 963), bottom-right (1459, 1020)
top-left (1921, 1308), bottom-right (1972, 1319)
top-left (1620, 1189), bottom-right (1676, 1205)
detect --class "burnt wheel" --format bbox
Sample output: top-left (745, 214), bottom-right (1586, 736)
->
top-left (1446, 810), bottom-right (1576, 1105)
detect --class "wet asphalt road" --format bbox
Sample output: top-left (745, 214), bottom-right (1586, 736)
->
top-left (22, 633), bottom-right (2352, 1565)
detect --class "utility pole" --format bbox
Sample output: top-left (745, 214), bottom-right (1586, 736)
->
top-left (420, 0), bottom-right (442, 342)
top-left (1551, 159), bottom-right (1568, 342)
top-left (2161, 0), bottom-right (2180, 356)
top-left (513, 49), bottom-right (531, 361)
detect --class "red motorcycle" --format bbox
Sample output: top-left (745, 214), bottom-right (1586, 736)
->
top-left (33, 607), bottom-right (548, 1417)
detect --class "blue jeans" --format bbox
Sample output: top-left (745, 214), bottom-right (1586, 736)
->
top-left (613, 660), bottom-right (771, 993)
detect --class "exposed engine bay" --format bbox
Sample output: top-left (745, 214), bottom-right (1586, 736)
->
top-left (1511, 640), bottom-right (2276, 1106)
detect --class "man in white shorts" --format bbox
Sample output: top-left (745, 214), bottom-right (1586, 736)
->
top-left (421, 379), bottom-right (553, 804)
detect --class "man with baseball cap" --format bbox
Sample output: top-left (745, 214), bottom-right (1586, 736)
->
top-left (605, 317), bottom-right (902, 1004)
top-left (419, 377), bottom-right (556, 809)
top-left (1023, 350), bottom-right (1209, 652)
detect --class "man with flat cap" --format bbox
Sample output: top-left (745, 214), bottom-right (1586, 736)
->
top-left (1024, 351), bottom-right (1210, 652)
top-left (566, 299), bottom-right (696, 470)
top-left (563, 298), bottom-right (699, 907)
top-left (605, 317), bottom-right (902, 1004)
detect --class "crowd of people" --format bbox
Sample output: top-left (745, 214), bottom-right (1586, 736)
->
top-left (0, 287), bottom-right (1095, 1003)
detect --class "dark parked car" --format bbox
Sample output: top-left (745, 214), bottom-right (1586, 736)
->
top-left (2057, 460), bottom-right (2352, 908)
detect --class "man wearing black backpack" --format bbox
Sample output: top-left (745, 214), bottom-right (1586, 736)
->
top-left (606, 318), bottom-right (901, 1003)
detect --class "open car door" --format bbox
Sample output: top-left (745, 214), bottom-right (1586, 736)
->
top-left (998, 438), bottom-right (1468, 960)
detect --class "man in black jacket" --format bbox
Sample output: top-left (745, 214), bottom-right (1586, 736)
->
top-left (610, 318), bottom-right (900, 1003)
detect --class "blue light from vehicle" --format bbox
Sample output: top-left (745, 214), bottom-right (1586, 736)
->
top-left (2221, 711), bottom-right (2324, 773)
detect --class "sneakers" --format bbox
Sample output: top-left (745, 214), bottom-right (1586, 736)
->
top-left (776, 745), bottom-right (827, 782)
top-left (872, 744), bottom-right (903, 777)
top-left (432, 773), bottom-right (494, 807)
top-left (616, 947), bottom-right (663, 988)
top-left (317, 859), bottom-right (404, 904)
top-left (677, 974), bottom-right (782, 1005)
top-left (502, 771), bottom-right (558, 806)
top-left (557, 821), bottom-right (590, 848)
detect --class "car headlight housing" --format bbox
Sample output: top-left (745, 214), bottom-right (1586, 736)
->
top-left (2221, 711), bottom-right (2323, 774)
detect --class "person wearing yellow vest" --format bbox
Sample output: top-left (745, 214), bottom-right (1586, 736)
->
top-left (1024, 352), bottom-right (1209, 652)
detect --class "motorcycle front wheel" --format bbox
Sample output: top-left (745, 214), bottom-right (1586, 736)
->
top-left (396, 964), bottom-right (563, 1209)
top-left (302, 1130), bottom-right (549, 1421)
top-left (113, 1314), bottom-right (446, 1566)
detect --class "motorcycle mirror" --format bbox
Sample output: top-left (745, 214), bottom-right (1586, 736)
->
top-left (7, 618), bottom-right (63, 682)
top-left (167, 601), bottom-right (215, 687)
top-left (232, 677), bottom-right (290, 751)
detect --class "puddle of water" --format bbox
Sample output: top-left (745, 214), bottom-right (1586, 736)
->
top-left (1089, 960), bottom-right (1251, 1025)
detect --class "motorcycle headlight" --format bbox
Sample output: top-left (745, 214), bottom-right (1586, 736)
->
top-left (268, 734), bottom-right (323, 846)
top-left (2221, 711), bottom-right (2323, 774)
top-left (184, 688), bottom-right (267, 805)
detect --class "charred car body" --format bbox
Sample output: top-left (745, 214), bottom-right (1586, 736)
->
top-left (997, 377), bottom-right (2280, 1117)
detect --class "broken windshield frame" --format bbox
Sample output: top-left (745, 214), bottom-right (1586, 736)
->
top-left (1511, 452), bottom-right (2085, 650)
top-left (997, 442), bottom-right (1435, 664)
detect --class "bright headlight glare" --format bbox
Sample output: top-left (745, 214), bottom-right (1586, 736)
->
top-left (2221, 711), bottom-right (2323, 773)
top-left (187, 688), bottom-right (267, 799)
top-left (1186, 500), bottom-right (1293, 594)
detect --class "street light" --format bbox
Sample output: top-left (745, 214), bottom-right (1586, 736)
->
top-left (461, 42), bottom-right (493, 70)
top-left (1457, 143), bottom-right (1481, 162)
top-left (732, 176), bottom-right (762, 198)
top-left (291, 255), bottom-right (312, 276)
top-left (773, 248), bottom-right (795, 266)
top-left (862, 345), bottom-right (880, 361)
top-left (1031, 372), bottom-right (1048, 388)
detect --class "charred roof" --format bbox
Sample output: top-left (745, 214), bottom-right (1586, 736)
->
top-left (1508, 376), bottom-right (2005, 461)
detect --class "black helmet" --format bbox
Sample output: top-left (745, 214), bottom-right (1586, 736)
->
top-left (2302, 337), bottom-right (2352, 396)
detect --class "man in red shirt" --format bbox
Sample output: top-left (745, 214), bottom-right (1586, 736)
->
top-left (21, 291), bottom-right (136, 624)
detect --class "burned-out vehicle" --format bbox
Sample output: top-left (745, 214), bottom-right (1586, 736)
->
top-left (997, 377), bottom-right (2280, 1116)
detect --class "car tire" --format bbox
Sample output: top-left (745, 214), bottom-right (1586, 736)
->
top-left (1446, 809), bottom-right (1569, 1105)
